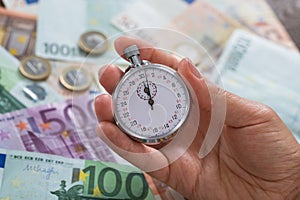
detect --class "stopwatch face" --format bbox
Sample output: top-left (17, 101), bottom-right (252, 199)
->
top-left (113, 64), bottom-right (190, 144)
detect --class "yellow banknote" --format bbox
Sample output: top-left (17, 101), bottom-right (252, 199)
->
top-left (205, 0), bottom-right (297, 50)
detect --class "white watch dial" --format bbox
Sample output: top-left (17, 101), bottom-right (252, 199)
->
top-left (113, 64), bottom-right (190, 144)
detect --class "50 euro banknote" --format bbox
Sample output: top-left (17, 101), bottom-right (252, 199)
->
top-left (112, 0), bottom-right (245, 82)
top-left (204, 0), bottom-right (298, 50)
top-left (2, 0), bottom-right (38, 16)
top-left (0, 8), bottom-right (36, 59)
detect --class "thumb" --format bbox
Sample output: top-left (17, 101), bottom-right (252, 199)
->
top-left (178, 58), bottom-right (271, 129)
top-left (224, 91), bottom-right (275, 128)
top-left (177, 58), bottom-right (212, 152)
top-left (178, 58), bottom-right (226, 157)
top-left (177, 58), bottom-right (272, 158)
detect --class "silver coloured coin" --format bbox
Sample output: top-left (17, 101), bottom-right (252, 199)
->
top-left (19, 56), bottom-right (51, 81)
top-left (78, 31), bottom-right (108, 55)
top-left (59, 66), bottom-right (92, 91)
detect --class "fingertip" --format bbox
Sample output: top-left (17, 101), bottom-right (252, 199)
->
top-left (178, 58), bottom-right (202, 79)
top-left (96, 121), bottom-right (148, 154)
top-left (114, 36), bottom-right (180, 69)
top-left (114, 36), bottom-right (148, 58)
top-left (96, 122), bottom-right (119, 147)
top-left (98, 65), bottom-right (108, 82)
top-left (178, 58), bottom-right (213, 114)
top-left (98, 64), bottom-right (124, 94)
top-left (94, 94), bottom-right (114, 122)
top-left (114, 36), bottom-right (125, 57)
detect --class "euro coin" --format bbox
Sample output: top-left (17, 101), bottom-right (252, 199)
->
top-left (19, 56), bottom-right (51, 81)
top-left (78, 31), bottom-right (108, 55)
top-left (59, 66), bottom-right (92, 91)
top-left (23, 84), bottom-right (47, 102)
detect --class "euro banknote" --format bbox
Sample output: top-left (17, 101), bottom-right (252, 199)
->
top-left (266, 0), bottom-right (300, 49)
top-left (217, 30), bottom-right (300, 141)
top-left (164, 0), bottom-right (244, 80)
top-left (111, 0), bottom-right (188, 33)
top-left (0, 85), bottom-right (25, 114)
top-left (205, 0), bottom-right (298, 50)
top-left (2, 0), bottom-right (38, 16)
top-left (0, 8), bottom-right (84, 100)
top-left (35, 0), bottom-right (135, 64)
top-left (0, 94), bottom-right (118, 163)
top-left (0, 11), bottom-right (102, 101)
top-left (112, 0), bottom-right (244, 82)
top-left (0, 45), bottom-right (64, 108)
top-left (0, 8), bottom-right (36, 59)
top-left (0, 148), bottom-right (155, 199)
top-left (0, 94), bottom-right (172, 199)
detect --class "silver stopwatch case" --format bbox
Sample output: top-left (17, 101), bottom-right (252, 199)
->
top-left (112, 45), bottom-right (191, 145)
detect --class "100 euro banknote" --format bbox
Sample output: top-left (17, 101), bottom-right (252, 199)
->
top-left (35, 0), bottom-right (135, 64)
top-left (0, 149), bottom-right (155, 199)
top-left (217, 30), bottom-right (300, 141)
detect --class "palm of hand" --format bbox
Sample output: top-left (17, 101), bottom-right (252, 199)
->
top-left (95, 36), bottom-right (300, 200)
top-left (163, 111), bottom-right (300, 200)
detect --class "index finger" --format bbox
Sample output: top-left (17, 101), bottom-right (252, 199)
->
top-left (114, 36), bottom-right (181, 70)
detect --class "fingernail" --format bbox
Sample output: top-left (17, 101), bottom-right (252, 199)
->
top-left (185, 58), bottom-right (201, 78)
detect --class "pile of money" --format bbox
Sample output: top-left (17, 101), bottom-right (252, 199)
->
top-left (0, 0), bottom-right (299, 199)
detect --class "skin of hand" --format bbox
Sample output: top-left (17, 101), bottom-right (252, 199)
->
top-left (94, 36), bottom-right (300, 200)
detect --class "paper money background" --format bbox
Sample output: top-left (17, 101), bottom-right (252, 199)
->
top-left (0, 0), bottom-right (299, 199)
top-left (267, 0), bottom-right (300, 48)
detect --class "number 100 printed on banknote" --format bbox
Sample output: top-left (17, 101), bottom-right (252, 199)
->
top-left (0, 149), bottom-right (155, 199)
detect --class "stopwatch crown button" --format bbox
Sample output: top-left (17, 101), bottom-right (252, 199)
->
top-left (124, 45), bottom-right (143, 67)
top-left (124, 45), bottom-right (140, 59)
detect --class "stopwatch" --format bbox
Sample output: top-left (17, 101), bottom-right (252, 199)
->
top-left (112, 45), bottom-right (191, 144)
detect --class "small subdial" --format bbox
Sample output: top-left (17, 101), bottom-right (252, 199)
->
top-left (136, 81), bottom-right (157, 100)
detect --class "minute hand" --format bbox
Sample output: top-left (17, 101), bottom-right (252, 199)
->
top-left (143, 72), bottom-right (154, 110)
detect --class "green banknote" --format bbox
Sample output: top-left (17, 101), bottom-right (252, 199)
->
top-left (0, 46), bottom-right (63, 108)
top-left (0, 149), bottom-right (155, 199)
top-left (0, 84), bottom-right (25, 113)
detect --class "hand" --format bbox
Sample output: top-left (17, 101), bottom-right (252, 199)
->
top-left (94, 36), bottom-right (300, 200)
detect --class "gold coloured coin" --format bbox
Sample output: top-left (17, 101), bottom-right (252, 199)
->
top-left (19, 56), bottom-right (51, 81)
top-left (78, 31), bottom-right (108, 55)
top-left (59, 66), bottom-right (92, 91)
